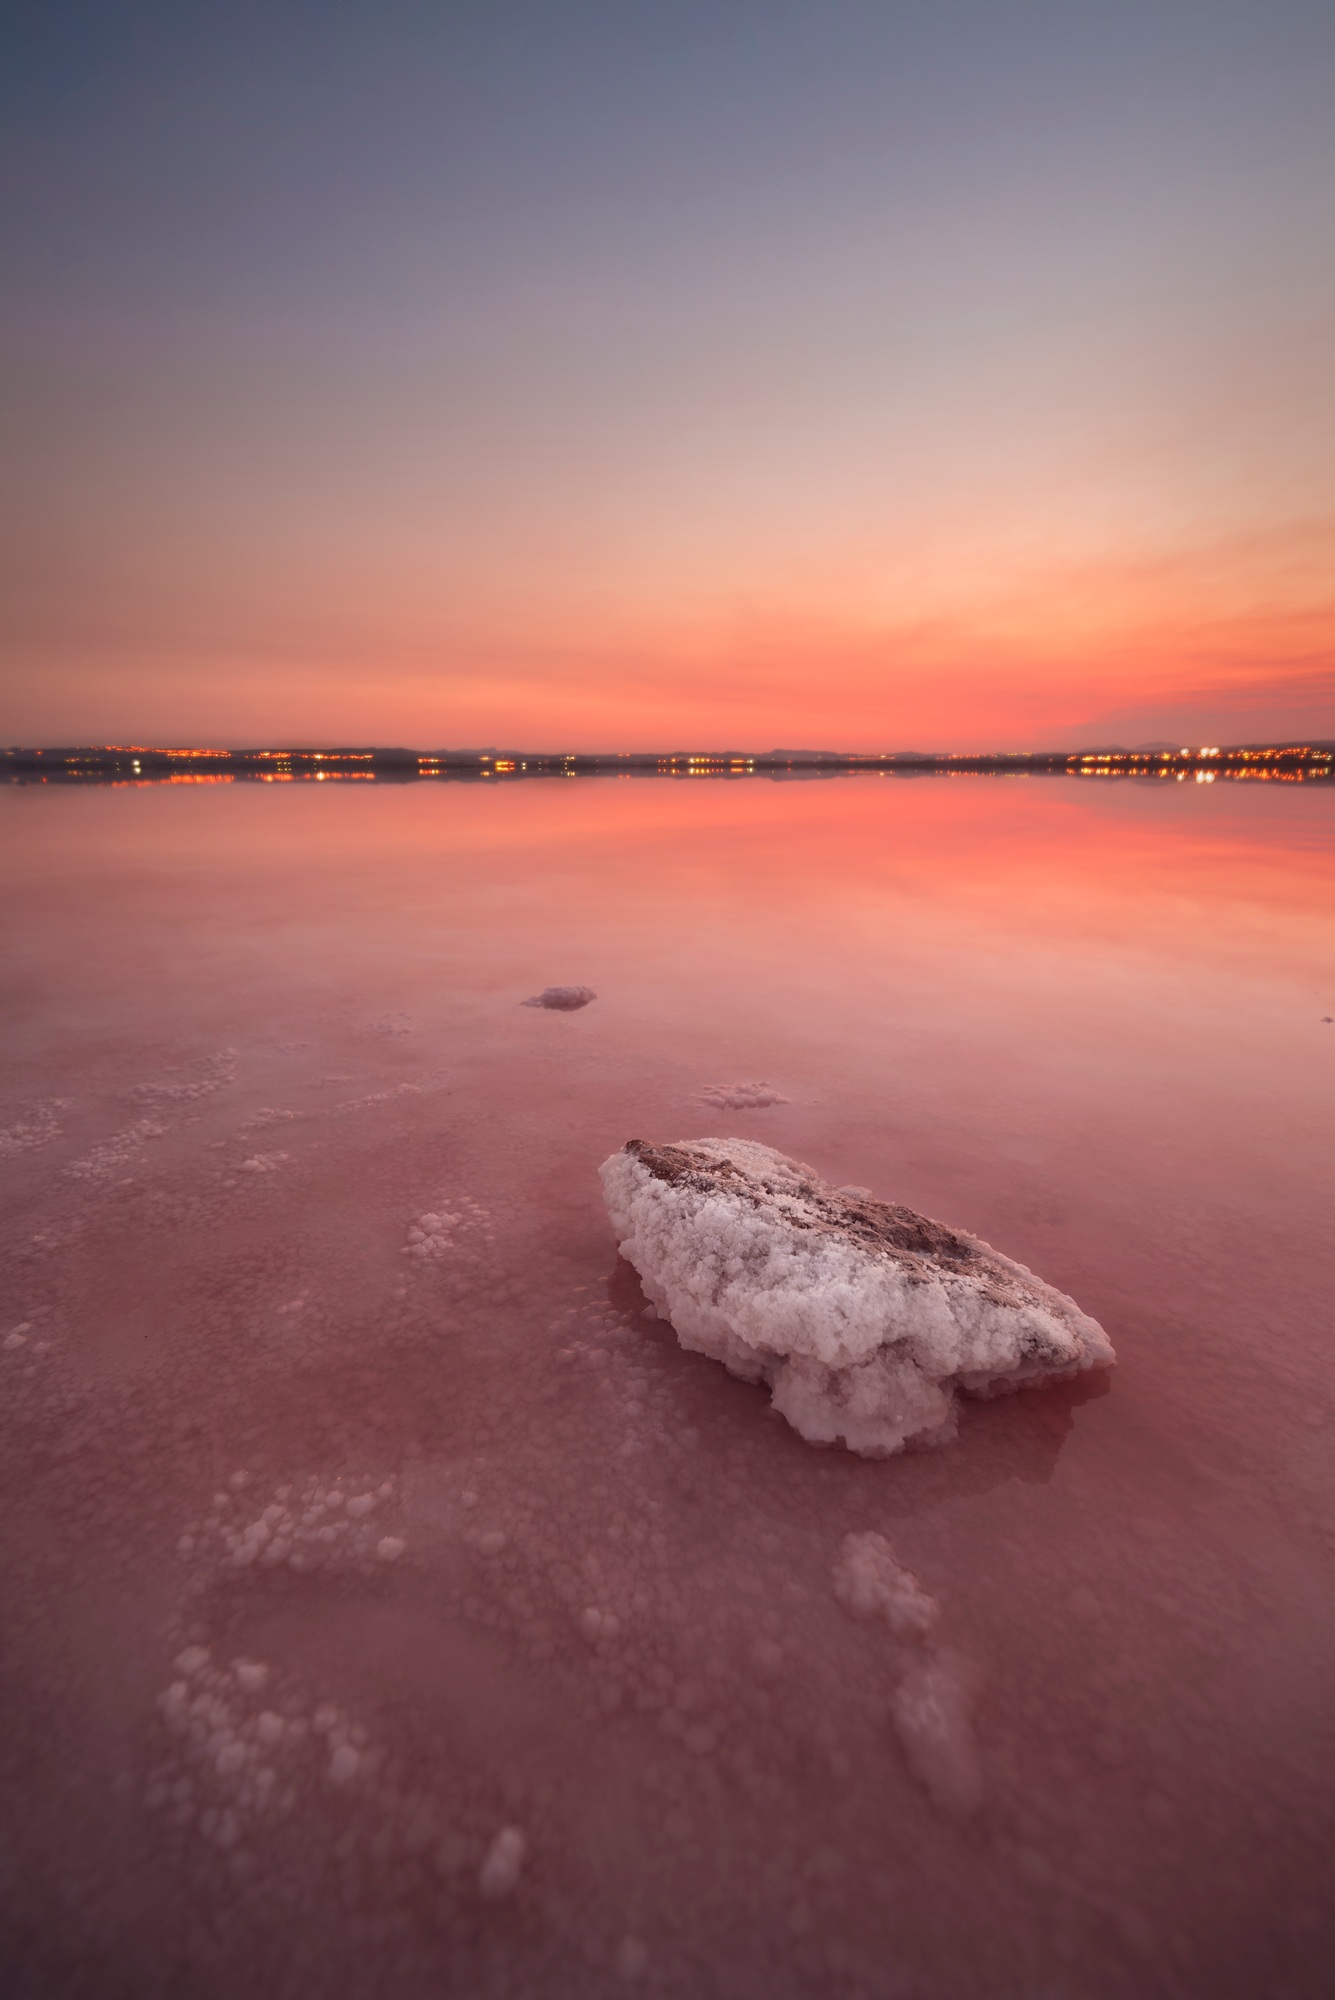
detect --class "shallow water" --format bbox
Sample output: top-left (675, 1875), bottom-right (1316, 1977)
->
top-left (1, 773), bottom-right (1333, 2000)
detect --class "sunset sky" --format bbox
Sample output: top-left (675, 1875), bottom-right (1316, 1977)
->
top-left (3, 0), bottom-right (1334, 750)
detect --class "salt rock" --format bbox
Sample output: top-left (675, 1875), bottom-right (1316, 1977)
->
top-left (599, 1137), bottom-right (1114, 1456)
top-left (522, 985), bottom-right (596, 1011)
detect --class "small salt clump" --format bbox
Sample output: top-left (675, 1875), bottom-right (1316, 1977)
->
top-left (478, 1825), bottom-right (526, 1899)
top-left (403, 1212), bottom-right (454, 1258)
top-left (616, 1936), bottom-right (650, 1980)
top-left (328, 1744), bottom-right (360, 1785)
top-left (600, 1137), bottom-right (1114, 1456)
top-left (402, 1199), bottom-right (487, 1260)
top-left (698, 1082), bottom-right (788, 1109)
top-left (832, 1532), bottom-right (938, 1638)
top-left (522, 985), bottom-right (596, 1011)
top-left (0, 1104), bottom-right (63, 1156)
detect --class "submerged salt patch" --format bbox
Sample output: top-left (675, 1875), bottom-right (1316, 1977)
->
top-left (698, 1082), bottom-right (788, 1110)
top-left (0, 1101), bottom-right (66, 1156)
top-left (178, 1470), bottom-right (405, 1575)
top-left (67, 1117), bottom-right (165, 1181)
top-left (401, 1195), bottom-right (490, 1261)
top-left (478, 1825), bottom-right (526, 1898)
top-left (127, 1049), bottom-right (237, 1106)
top-left (616, 1935), bottom-right (649, 1980)
top-left (600, 1137), bottom-right (1114, 1457)
top-left (833, 1532), bottom-right (938, 1638)
top-left (890, 1653), bottom-right (983, 1817)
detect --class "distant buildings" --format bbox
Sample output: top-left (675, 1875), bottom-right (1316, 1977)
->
top-left (2, 743), bottom-right (1331, 785)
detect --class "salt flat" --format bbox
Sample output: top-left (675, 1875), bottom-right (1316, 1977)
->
top-left (1, 772), bottom-right (1332, 2000)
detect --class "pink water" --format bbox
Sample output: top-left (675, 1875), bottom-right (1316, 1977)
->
top-left (2, 774), bottom-right (1333, 1999)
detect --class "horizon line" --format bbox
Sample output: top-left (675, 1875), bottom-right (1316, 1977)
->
top-left (4, 739), bottom-right (1335, 761)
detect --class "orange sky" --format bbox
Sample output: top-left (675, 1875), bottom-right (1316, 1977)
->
top-left (3, 3), bottom-right (1333, 748)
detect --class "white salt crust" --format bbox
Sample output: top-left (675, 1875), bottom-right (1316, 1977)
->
top-left (600, 1137), bottom-right (1114, 1456)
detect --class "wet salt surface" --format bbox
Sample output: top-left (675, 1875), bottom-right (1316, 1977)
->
top-left (1, 774), bottom-right (1333, 1999)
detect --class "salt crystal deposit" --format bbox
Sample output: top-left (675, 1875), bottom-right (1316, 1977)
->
top-left (600, 1138), bottom-right (1115, 1455)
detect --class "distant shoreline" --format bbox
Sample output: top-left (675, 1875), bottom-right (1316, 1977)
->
top-left (2, 742), bottom-right (1331, 787)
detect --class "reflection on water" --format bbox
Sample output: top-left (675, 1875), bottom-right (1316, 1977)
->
top-left (1, 775), bottom-right (1332, 1999)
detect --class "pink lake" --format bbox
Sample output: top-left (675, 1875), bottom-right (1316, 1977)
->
top-left (1, 771), bottom-right (1333, 1999)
